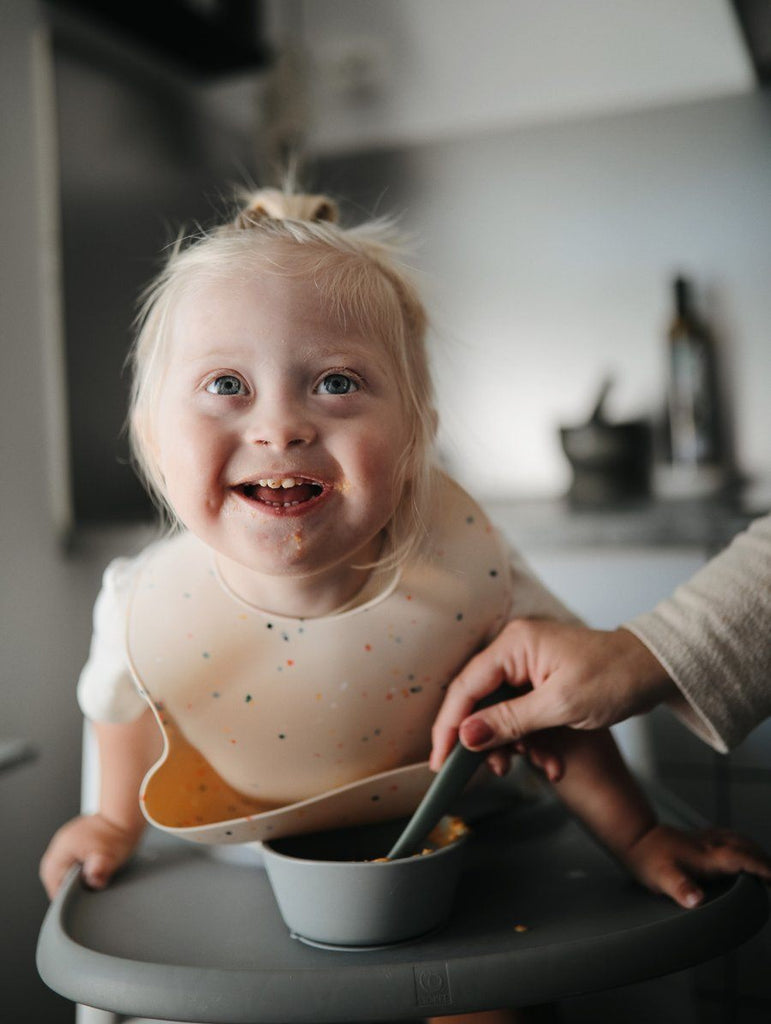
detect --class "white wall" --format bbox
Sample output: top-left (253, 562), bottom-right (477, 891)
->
top-left (268, 0), bottom-right (770, 498)
top-left (315, 90), bottom-right (771, 498)
top-left (406, 93), bottom-right (771, 498)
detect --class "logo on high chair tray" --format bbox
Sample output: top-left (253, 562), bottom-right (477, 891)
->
top-left (414, 963), bottom-right (452, 1007)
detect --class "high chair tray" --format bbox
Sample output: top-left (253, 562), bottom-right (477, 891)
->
top-left (37, 788), bottom-right (768, 1023)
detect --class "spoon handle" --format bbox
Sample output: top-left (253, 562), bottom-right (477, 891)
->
top-left (386, 742), bottom-right (483, 860)
top-left (386, 684), bottom-right (514, 860)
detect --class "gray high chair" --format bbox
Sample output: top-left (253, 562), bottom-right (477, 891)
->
top-left (37, 724), bottom-right (768, 1023)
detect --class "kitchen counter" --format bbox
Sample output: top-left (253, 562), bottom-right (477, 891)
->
top-left (482, 492), bottom-right (765, 553)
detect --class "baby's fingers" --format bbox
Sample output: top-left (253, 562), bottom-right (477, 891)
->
top-left (629, 825), bottom-right (771, 911)
top-left (661, 869), bottom-right (706, 909)
top-left (634, 856), bottom-right (705, 909)
top-left (692, 829), bottom-right (771, 881)
top-left (519, 738), bottom-right (564, 782)
top-left (485, 748), bottom-right (512, 778)
top-left (39, 847), bottom-right (79, 901)
top-left (82, 850), bottom-right (121, 891)
top-left (39, 814), bottom-right (136, 900)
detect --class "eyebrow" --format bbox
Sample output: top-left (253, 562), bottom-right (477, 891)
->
top-left (178, 338), bottom-right (392, 373)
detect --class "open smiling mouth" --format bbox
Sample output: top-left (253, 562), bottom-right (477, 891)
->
top-left (235, 476), bottom-right (326, 510)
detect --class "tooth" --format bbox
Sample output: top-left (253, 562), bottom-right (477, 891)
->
top-left (281, 478), bottom-right (296, 488)
top-left (267, 479), bottom-right (281, 489)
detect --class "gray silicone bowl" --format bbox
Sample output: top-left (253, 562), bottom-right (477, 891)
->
top-left (262, 817), bottom-right (468, 947)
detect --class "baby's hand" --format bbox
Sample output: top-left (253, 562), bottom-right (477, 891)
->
top-left (622, 823), bottom-right (771, 909)
top-left (39, 813), bottom-right (142, 900)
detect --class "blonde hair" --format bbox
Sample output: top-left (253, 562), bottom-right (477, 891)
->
top-left (128, 187), bottom-right (439, 566)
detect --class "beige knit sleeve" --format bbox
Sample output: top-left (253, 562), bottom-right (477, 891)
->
top-left (625, 513), bottom-right (771, 752)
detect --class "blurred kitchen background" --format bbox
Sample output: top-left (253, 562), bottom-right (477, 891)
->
top-left (2, 1), bottom-right (770, 1020)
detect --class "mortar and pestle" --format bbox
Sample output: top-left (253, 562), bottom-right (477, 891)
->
top-left (559, 377), bottom-right (653, 507)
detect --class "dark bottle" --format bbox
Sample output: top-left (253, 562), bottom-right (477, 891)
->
top-left (665, 276), bottom-right (722, 468)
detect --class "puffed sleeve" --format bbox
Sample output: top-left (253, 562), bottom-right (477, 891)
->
top-left (76, 556), bottom-right (149, 724)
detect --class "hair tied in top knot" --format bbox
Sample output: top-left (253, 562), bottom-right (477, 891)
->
top-left (235, 189), bottom-right (339, 229)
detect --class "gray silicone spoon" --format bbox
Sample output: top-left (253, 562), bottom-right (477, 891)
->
top-left (387, 685), bottom-right (514, 860)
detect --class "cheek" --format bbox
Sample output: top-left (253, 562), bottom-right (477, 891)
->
top-left (352, 428), bottom-right (411, 501)
top-left (156, 415), bottom-right (222, 508)
top-left (375, 412), bottom-right (413, 475)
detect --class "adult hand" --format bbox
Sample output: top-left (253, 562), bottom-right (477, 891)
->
top-left (430, 620), bottom-right (676, 770)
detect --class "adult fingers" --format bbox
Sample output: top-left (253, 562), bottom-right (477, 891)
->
top-left (457, 686), bottom-right (564, 754)
top-left (430, 660), bottom-right (509, 769)
top-left (430, 622), bottom-right (544, 769)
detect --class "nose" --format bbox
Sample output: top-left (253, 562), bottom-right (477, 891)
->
top-left (245, 395), bottom-right (317, 449)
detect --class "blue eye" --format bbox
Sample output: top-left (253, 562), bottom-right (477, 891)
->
top-left (206, 375), bottom-right (244, 396)
top-left (318, 373), bottom-right (359, 395)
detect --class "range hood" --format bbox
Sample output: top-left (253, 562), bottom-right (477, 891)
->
top-left (43, 0), bottom-right (271, 77)
top-left (732, 0), bottom-right (771, 84)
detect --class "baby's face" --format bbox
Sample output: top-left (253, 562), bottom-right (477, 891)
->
top-left (151, 267), bottom-right (409, 599)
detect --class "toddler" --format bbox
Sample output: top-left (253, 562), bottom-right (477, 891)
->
top-left (41, 189), bottom-right (769, 957)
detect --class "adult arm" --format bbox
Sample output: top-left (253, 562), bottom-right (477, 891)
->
top-left (431, 513), bottom-right (771, 765)
top-left (626, 512), bottom-right (771, 751)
